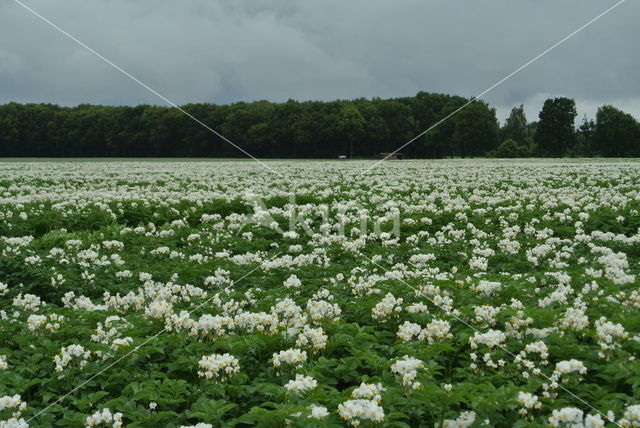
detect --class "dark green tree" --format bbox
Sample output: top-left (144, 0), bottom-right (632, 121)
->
top-left (337, 104), bottom-right (365, 158)
top-left (376, 99), bottom-right (417, 155)
top-left (0, 103), bottom-right (23, 156)
top-left (2, 93), bottom-right (638, 159)
top-left (593, 105), bottom-right (640, 157)
top-left (490, 139), bottom-right (530, 158)
top-left (576, 115), bottom-right (596, 157)
top-left (501, 105), bottom-right (531, 147)
top-left (451, 101), bottom-right (499, 157)
top-left (357, 99), bottom-right (389, 156)
top-left (424, 98), bottom-right (466, 158)
top-left (535, 97), bottom-right (577, 157)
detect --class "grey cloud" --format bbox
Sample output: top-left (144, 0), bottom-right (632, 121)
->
top-left (0, 0), bottom-right (638, 122)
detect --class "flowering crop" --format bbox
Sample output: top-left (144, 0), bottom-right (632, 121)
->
top-left (197, 353), bottom-right (240, 382)
top-left (0, 159), bottom-right (639, 426)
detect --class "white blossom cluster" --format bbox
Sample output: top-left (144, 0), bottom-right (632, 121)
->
top-left (283, 274), bottom-right (302, 288)
top-left (53, 344), bottom-right (91, 372)
top-left (468, 329), bottom-right (507, 349)
top-left (473, 305), bottom-right (501, 326)
top-left (27, 313), bottom-right (64, 332)
top-left (517, 391), bottom-right (542, 416)
top-left (272, 348), bottom-right (307, 369)
top-left (471, 280), bottom-right (502, 296)
top-left (307, 404), bottom-right (329, 419)
top-left (547, 407), bottom-right (605, 428)
top-left (85, 408), bottom-right (123, 427)
top-left (390, 355), bottom-right (424, 390)
top-left (12, 294), bottom-right (44, 312)
top-left (294, 325), bottom-right (328, 350)
top-left (284, 374), bottom-right (317, 393)
top-left (0, 395), bottom-right (28, 428)
top-left (619, 404), bottom-right (640, 427)
top-left (594, 316), bottom-right (629, 357)
top-left (337, 399), bottom-right (385, 426)
top-left (554, 359), bottom-right (588, 377)
top-left (420, 319), bottom-right (453, 343)
top-left (513, 340), bottom-right (549, 376)
top-left (351, 382), bottom-right (385, 402)
top-left (306, 294), bottom-right (341, 322)
top-left (397, 321), bottom-right (423, 342)
top-left (371, 293), bottom-right (403, 320)
top-left (91, 316), bottom-right (133, 354)
top-left (559, 306), bottom-right (589, 331)
top-left (197, 353), bottom-right (240, 381)
top-left (441, 411), bottom-right (476, 428)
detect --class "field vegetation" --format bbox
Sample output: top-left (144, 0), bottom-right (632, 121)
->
top-left (0, 159), bottom-right (639, 427)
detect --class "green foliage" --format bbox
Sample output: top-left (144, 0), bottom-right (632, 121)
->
top-left (501, 105), bottom-right (532, 148)
top-left (1, 160), bottom-right (640, 427)
top-left (593, 105), bottom-right (640, 157)
top-left (450, 101), bottom-right (500, 157)
top-left (490, 139), bottom-right (530, 158)
top-left (534, 97), bottom-right (577, 157)
top-left (337, 104), bottom-right (366, 157)
top-left (0, 94), bottom-right (446, 158)
top-left (2, 95), bottom-right (638, 159)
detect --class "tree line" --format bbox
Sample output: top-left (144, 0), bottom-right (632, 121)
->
top-left (0, 92), bottom-right (638, 158)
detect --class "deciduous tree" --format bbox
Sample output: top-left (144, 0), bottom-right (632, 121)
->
top-left (535, 97), bottom-right (577, 157)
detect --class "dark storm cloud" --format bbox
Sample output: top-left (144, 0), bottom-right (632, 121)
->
top-left (1, 0), bottom-right (638, 122)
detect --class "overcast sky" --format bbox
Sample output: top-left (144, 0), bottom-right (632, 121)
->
top-left (1, 0), bottom-right (638, 123)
